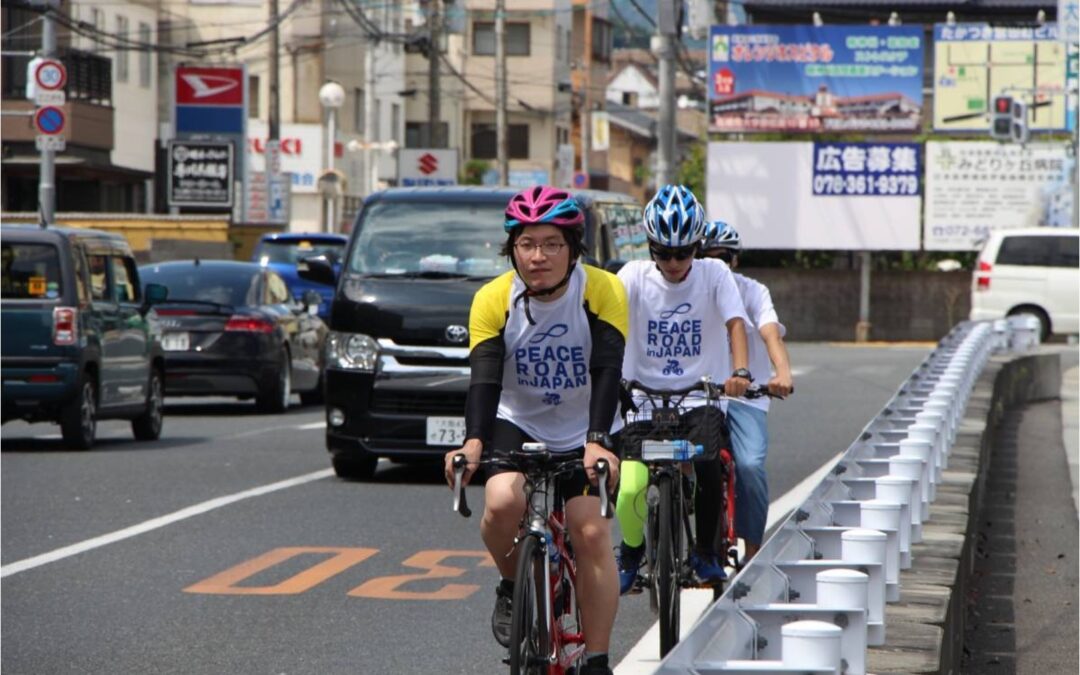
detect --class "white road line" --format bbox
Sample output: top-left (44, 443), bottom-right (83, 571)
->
top-left (297, 421), bottom-right (327, 430)
top-left (613, 448), bottom-right (846, 674)
top-left (0, 468), bottom-right (335, 579)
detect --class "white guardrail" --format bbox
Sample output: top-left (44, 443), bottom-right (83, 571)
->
top-left (654, 315), bottom-right (1042, 675)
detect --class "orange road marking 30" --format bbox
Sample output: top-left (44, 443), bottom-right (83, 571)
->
top-left (349, 550), bottom-right (495, 601)
top-left (184, 547), bottom-right (378, 595)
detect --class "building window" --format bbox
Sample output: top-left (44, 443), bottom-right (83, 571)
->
top-left (471, 123), bottom-right (529, 159)
top-left (405, 121), bottom-right (449, 148)
top-left (138, 22), bottom-right (152, 88)
top-left (472, 21), bottom-right (530, 56)
top-left (248, 75), bottom-right (260, 118)
top-left (354, 88), bottom-right (365, 134)
top-left (116, 16), bottom-right (129, 83)
top-left (391, 103), bottom-right (401, 145)
top-left (591, 18), bottom-right (612, 63)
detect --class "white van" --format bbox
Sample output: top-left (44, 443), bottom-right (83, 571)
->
top-left (970, 228), bottom-right (1079, 339)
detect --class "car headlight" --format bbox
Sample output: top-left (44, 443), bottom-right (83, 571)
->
top-left (327, 332), bottom-right (379, 372)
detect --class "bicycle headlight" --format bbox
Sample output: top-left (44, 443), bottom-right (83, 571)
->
top-left (327, 332), bottom-right (379, 372)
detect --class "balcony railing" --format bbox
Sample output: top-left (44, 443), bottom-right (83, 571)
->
top-left (2, 48), bottom-right (112, 106)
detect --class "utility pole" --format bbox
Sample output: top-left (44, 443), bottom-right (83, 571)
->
top-left (38, 8), bottom-right (56, 226)
top-left (424, 0), bottom-right (442, 148)
top-left (365, 38), bottom-right (378, 195)
top-left (495, 0), bottom-right (508, 185)
top-left (654, 6), bottom-right (677, 187)
top-left (581, 4), bottom-right (592, 187)
top-left (266, 0), bottom-right (282, 226)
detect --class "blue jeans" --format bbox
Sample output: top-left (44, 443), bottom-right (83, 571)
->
top-left (726, 404), bottom-right (769, 546)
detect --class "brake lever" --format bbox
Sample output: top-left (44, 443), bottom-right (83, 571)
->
top-left (595, 459), bottom-right (613, 519)
top-left (452, 454), bottom-right (472, 518)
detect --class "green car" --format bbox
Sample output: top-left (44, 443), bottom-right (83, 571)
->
top-left (1, 225), bottom-right (168, 449)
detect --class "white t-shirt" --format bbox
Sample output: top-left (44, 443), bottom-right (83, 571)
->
top-left (732, 272), bottom-right (785, 413)
top-left (618, 259), bottom-right (749, 407)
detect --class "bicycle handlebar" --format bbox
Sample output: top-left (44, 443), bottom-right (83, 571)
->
top-left (451, 451), bottom-right (613, 519)
top-left (623, 378), bottom-right (781, 400)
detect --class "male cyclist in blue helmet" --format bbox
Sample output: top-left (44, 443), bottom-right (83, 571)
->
top-left (700, 220), bottom-right (793, 562)
top-left (612, 185), bottom-right (753, 593)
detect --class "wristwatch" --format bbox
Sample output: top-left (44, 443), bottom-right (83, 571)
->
top-left (586, 431), bottom-right (615, 450)
top-left (731, 368), bottom-right (754, 382)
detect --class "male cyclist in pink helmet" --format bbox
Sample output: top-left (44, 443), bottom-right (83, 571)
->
top-left (444, 185), bottom-right (628, 675)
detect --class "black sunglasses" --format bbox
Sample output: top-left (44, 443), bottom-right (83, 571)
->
top-left (649, 245), bottom-right (696, 261)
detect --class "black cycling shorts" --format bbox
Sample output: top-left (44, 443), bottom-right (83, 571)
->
top-left (484, 418), bottom-right (604, 500)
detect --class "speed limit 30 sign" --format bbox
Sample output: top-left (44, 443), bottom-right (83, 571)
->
top-left (34, 59), bottom-right (67, 91)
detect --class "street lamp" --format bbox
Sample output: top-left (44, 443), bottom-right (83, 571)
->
top-left (319, 81), bottom-right (346, 233)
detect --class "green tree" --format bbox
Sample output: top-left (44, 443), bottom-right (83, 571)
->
top-left (460, 159), bottom-right (490, 186)
top-left (676, 143), bottom-right (706, 206)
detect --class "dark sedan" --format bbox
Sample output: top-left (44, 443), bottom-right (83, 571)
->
top-left (139, 260), bottom-right (327, 412)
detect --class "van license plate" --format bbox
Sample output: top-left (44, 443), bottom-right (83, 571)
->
top-left (162, 332), bottom-right (190, 351)
top-left (427, 417), bottom-right (466, 446)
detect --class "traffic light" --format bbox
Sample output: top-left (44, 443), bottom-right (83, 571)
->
top-left (1010, 100), bottom-right (1030, 144)
top-left (990, 95), bottom-right (1013, 140)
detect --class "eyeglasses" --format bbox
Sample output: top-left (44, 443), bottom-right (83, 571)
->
top-left (515, 241), bottom-right (567, 256)
top-left (649, 245), bottom-right (695, 261)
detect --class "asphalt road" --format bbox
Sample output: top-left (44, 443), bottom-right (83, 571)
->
top-left (1, 343), bottom-right (930, 674)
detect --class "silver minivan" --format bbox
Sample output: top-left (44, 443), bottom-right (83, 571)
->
top-left (970, 228), bottom-right (1079, 339)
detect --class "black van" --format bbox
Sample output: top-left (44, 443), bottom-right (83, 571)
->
top-left (300, 187), bottom-right (642, 479)
top-left (1, 225), bottom-right (168, 448)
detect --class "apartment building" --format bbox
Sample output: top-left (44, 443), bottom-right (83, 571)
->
top-left (156, 0), bottom-right (405, 231)
top-left (1, 0), bottom-right (159, 212)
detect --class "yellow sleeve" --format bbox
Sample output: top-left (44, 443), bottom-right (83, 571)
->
top-left (583, 265), bottom-right (629, 341)
top-left (469, 271), bottom-right (514, 351)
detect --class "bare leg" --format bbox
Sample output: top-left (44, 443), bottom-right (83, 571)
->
top-left (482, 472), bottom-right (526, 579)
top-left (565, 495), bottom-right (618, 653)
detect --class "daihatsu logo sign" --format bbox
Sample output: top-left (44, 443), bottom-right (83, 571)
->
top-left (180, 74), bottom-right (239, 100)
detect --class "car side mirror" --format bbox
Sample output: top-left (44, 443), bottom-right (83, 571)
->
top-left (143, 283), bottom-right (168, 307)
top-left (297, 254), bottom-right (337, 286)
top-left (302, 290), bottom-right (322, 316)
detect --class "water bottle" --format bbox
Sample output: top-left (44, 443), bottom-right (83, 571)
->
top-left (670, 439), bottom-right (705, 461)
top-left (547, 533), bottom-right (560, 566)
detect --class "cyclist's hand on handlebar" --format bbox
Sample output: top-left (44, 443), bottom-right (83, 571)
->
top-left (584, 442), bottom-right (619, 493)
top-left (444, 439), bottom-right (483, 488)
top-left (768, 373), bottom-right (793, 398)
top-left (724, 374), bottom-right (751, 398)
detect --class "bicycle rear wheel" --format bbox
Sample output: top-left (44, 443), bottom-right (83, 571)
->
top-left (656, 474), bottom-right (682, 657)
top-left (510, 534), bottom-right (550, 675)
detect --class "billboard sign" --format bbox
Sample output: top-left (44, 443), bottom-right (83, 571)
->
top-left (923, 141), bottom-right (1072, 250)
top-left (175, 65), bottom-right (246, 135)
top-left (706, 142), bottom-right (921, 250)
top-left (168, 141), bottom-right (234, 208)
top-left (933, 23), bottom-right (1067, 132)
top-left (399, 149), bottom-right (458, 186)
top-left (708, 25), bottom-right (924, 133)
top-left (247, 121), bottom-right (322, 193)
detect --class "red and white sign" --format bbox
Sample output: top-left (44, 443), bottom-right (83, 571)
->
top-left (713, 68), bottom-right (734, 96)
top-left (176, 66), bottom-right (244, 105)
top-left (399, 149), bottom-right (458, 186)
top-left (418, 152), bottom-right (439, 175)
top-left (247, 121), bottom-right (323, 194)
top-left (34, 59), bottom-right (66, 91)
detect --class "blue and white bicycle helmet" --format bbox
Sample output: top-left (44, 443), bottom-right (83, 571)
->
top-left (701, 220), bottom-right (742, 252)
top-left (642, 185), bottom-right (706, 248)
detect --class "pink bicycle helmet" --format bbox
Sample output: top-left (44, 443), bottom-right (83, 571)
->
top-left (504, 185), bottom-right (584, 231)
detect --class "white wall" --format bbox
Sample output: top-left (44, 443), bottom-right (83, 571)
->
top-left (73, 0), bottom-right (158, 173)
top-left (606, 66), bottom-right (659, 109)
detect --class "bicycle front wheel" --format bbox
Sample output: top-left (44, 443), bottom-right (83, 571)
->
top-left (510, 534), bottom-right (550, 675)
top-left (656, 474), bottom-right (681, 657)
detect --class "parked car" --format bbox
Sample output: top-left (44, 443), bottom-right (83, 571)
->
top-left (252, 233), bottom-right (347, 320)
top-left (138, 260), bottom-right (328, 411)
top-left (1, 225), bottom-right (167, 448)
top-left (298, 186), bottom-right (643, 480)
top-left (970, 227), bottom-right (1079, 339)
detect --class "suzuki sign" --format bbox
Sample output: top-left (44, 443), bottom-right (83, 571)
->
top-left (399, 149), bottom-right (458, 186)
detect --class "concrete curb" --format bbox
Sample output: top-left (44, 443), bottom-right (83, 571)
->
top-left (866, 352), bottom-right (1063, 674)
